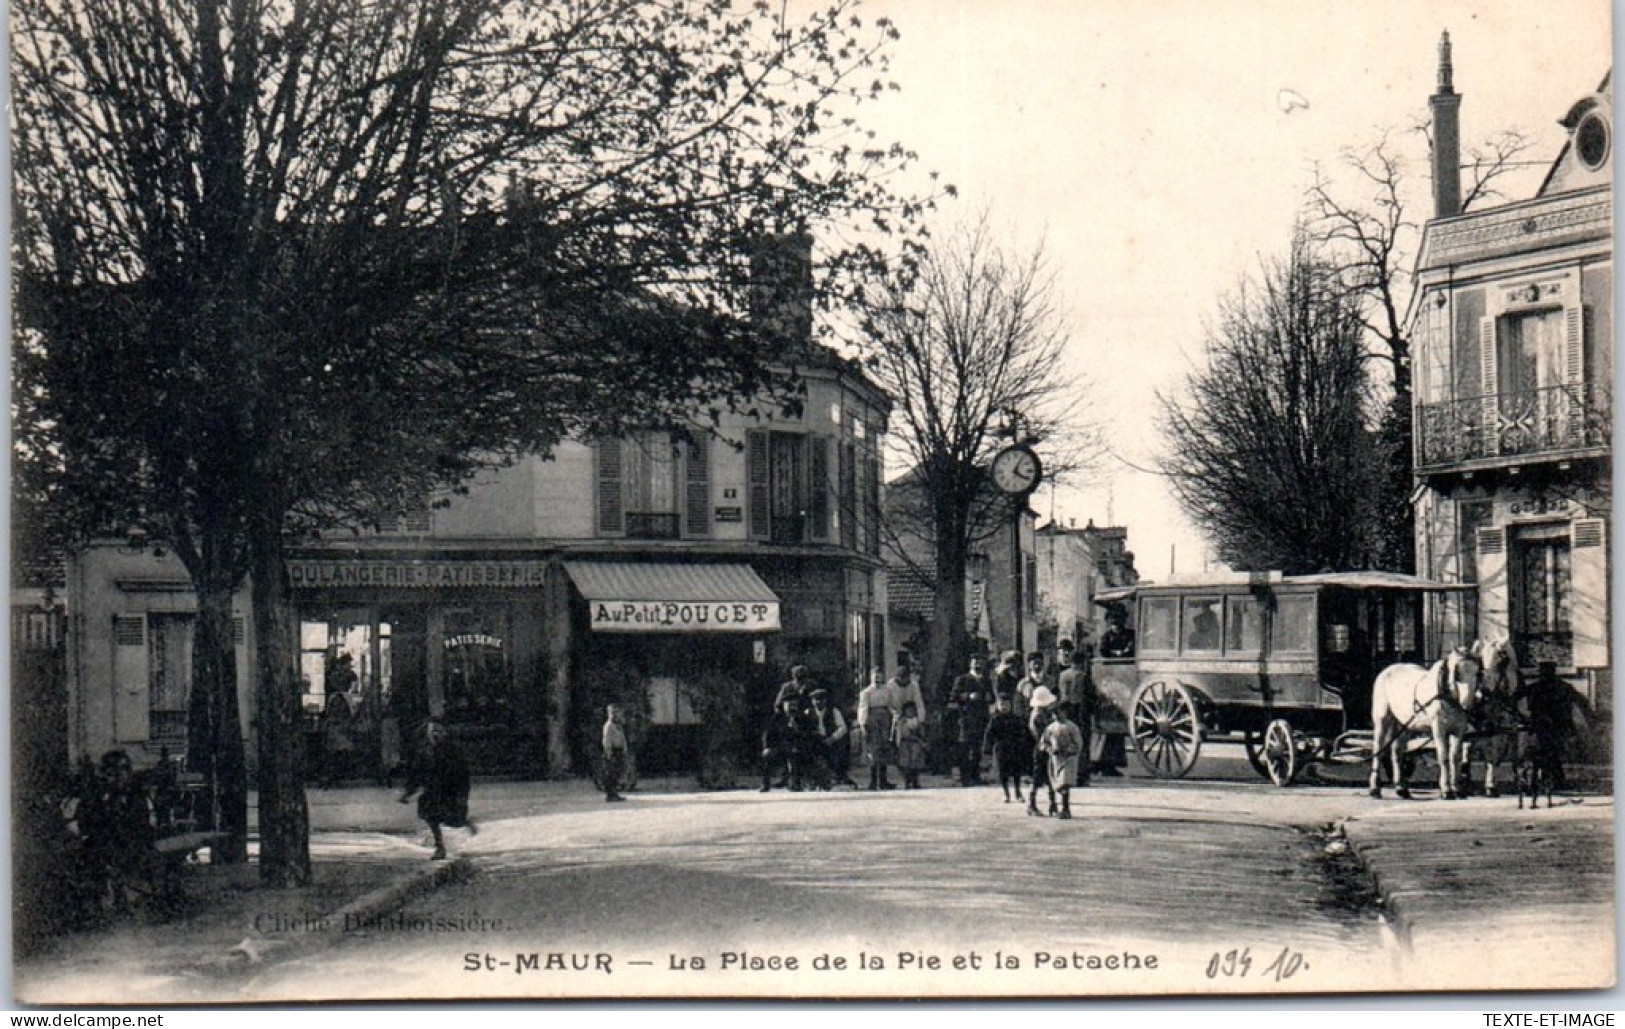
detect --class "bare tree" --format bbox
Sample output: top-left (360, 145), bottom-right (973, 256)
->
top-left (861, 215), bottom-right (1098, 700)
top-left (1306, 126), bottom-right (1536, 569)
top-left (12, 0), bottom-right (936, 885)
top-left (1161, 231), bottom-right (1379, 573)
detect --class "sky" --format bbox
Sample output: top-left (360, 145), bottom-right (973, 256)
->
top-left (855, 0), bottom-right (1612, 579)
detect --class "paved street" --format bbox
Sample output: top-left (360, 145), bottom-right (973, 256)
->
top-left (235, 746), bottom-right (1612, 1001)
top-left (14, 745), bottom-right (1613, 1004)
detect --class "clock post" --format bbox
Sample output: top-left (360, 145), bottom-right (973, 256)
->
top-left (990, 444), bottom-right (1042, 656)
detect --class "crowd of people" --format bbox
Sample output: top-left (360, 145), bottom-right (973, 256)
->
top-left (734, 645), bottom-right (1110, 819)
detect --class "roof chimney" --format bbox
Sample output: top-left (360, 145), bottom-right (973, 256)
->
top-left (1430, 31), bottom-right (1463, 218)
top-left (749, 232), bottom-right (814, 355)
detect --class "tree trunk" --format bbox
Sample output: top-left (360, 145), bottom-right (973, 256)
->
top-left (187, 565), bottom-right (249, 863)
top-left (250, 526), bottom-right (311, 887)
top-left (923, 520), bottom-right (972, 711)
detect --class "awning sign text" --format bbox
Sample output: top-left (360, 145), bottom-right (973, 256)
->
top-left (590, 600), bottom-right (780, 633)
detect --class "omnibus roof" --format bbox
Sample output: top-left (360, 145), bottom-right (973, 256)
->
top-left (1094, 571), bottom-right (1473, 605)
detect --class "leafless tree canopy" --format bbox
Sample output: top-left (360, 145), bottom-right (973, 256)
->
top-left (861, 215), bottom-right (1098, 693)
top-left (1161, 232), bottom-right (1378, 574)
top-left (1303, 125), bottom-right (1535, 572)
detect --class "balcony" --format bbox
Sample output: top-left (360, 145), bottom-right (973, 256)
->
top-left (624, 512), bottom-right (680, 540)
top-left (1416, 383), bottom-right (1611, 473)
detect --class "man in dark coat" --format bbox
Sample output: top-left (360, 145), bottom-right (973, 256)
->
top-left (1056, 646), bottom-right (1095, 787)
top-left (760, 697), bottom-right (808, 792)
top-left (948, 654), bottom-right (994, 786)
top-left (399, 720), bottom-right (477, 860)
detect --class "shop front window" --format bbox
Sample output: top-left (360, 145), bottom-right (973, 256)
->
top-left (441, 607), bottom-right (512, 724)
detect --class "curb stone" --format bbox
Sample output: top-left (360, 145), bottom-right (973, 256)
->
top-left (194, 855), bottom-right (472, 977)
top-left (1335, 830), bottom-right (1414, 951)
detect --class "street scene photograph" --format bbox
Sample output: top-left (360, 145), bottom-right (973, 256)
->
top-left (8, 0), bottom-right (1616, 1006)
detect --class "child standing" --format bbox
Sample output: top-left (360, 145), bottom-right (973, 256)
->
top-left (893, 701), bottom-right (927, 789)
top-left (982, 695), bottom-right (1031, 803)
top-left (1040, 706), bottom-right (1085, 820)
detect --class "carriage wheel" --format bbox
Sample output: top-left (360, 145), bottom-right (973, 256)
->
top-left (1263, 718), bottom-right (1297, 787)
top-left (1130, 681), bottom-right (1202, 778)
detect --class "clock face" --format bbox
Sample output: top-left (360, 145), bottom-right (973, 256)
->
top-left (991, 446), bottom-right (1041, 494)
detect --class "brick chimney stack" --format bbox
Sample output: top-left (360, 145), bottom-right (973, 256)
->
top-left (749, 232), bottom-right (814, 356)
top-left (1430, 31), bottom-right (1463, 218)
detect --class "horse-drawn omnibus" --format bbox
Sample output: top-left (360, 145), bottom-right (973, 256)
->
top-left (1090, 571), bottom-right (1473, 785)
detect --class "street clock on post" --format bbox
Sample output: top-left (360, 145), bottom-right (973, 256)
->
top-left (990, 444), bottom-right (1042, 495)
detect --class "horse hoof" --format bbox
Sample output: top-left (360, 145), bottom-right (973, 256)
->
top-left (1486, 787), bottom-right (1500, 798)
top-left (1368, 788), bottom-right (1382, 799)
top-left (1396, 787), bottom-right (1411, 800)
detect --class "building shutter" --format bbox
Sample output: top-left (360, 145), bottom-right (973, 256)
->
top-left (808, 434), bottom-right (831, 541)
top-left (746, 429), bottom-right (770, 540)
top-left (863, 455), bottom-right (881, 555)
top-left (839, 442), bottom-right (857, 549)
top-left (1475, 527), bottom-right (1507, 638)
top-left (595, 439), bottom-right (624, 536)
top-left (1478, 317), bottom-right (1498, 456)
top-left (1564, 306), bottom-right (1584, 385)
top-left (1570, 518), bottom-right (1608, 669)
top-left (684, 436), bottom-right (711, 537)
top-left (112, 614), bottom-right (150, 743)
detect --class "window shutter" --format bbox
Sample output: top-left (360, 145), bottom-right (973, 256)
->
top-left (1479, 317), bottom-right (1498, 456)
top-left (1564, 306), bottom-right (1584, 385)
top-left (684, 436), bottom-right (711, 537)
top-left (839, 442), bottom-right (858, 549)
top-left (808, 434), bottom-right (831, 541)
top-left (595, 439), bottom-right (624, 536)
top-left (112, 614), bottom-right (150, 743)
top-left (1571, 518), bottom-right (1608, 668)
top-left (1475, 527), bottom-right (1507, 638)
top-left (746, 430), bottom-right (770, 540)
top-left (863, 455), bottom-right (881, 555)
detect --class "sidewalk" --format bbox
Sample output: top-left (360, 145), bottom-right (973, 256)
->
top-left (1339, 793), bottom-right (1615, 988)
top-left (12, 776), bottom-right (680, 1005)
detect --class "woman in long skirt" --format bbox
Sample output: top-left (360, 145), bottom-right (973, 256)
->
top-left (399, 720), bottom-right (477, 859)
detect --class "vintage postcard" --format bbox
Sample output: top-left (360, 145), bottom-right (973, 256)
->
top-left (9, 0), bottom-right (1614, 1006)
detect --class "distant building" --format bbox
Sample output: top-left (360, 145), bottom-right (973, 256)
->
top-left (1034, 519), bottom-right (1139, 656)
top-left (1407, 36), bottom-right (1611, 712)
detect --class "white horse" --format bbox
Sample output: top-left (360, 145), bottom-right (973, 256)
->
top-left (1465, 637), bottom-right (1521, 797)
top-left (1369, 647), bottom-right (1483, 800)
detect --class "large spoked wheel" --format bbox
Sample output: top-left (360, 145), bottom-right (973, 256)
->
top-left (1130, 681), bottom-right (1202, 778)
top-left (1262, 718), bottom-right (1298, 787)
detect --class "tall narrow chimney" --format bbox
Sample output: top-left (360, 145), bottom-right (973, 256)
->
top-left (749, 231), bottom-right (814, 356)
top-left (1430, 31), bottom-right (1462, 218)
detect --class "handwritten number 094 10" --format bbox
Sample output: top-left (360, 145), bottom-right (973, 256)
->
top-left (1206, 946), bottom-right (1307, 981)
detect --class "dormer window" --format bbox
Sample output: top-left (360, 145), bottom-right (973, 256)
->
top-left (1575, 110), bottom-right (1610, 171)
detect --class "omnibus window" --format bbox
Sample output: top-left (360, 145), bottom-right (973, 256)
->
top-left (1182, 597), bottom-right (1222, 652)
top-left (1140, 597), bottom-right (1177, 653)
top-left (1225, 595), bottom-right (1265, 655)
top-left (1274, 595), bottom-right (1314, 652)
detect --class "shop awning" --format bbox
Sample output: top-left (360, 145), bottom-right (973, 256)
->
top-left (562, 561), bottom-right (781, 633)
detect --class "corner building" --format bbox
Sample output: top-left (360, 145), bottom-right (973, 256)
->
top-left (1408, 40), bottom-right (1611, 716)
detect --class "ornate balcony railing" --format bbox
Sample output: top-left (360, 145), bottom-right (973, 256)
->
top-left (1416, 383), bottom-right (1611, 470)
